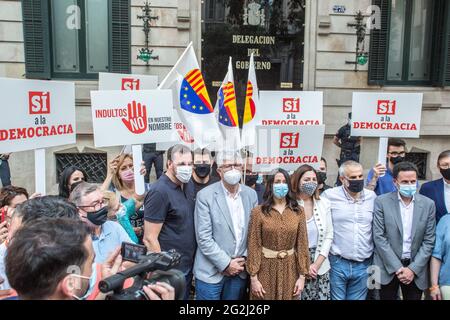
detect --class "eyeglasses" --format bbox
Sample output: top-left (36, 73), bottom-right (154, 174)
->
top-left (221, 164), bottom-right (243, 171)
top-left (78, 199), bottom-right (106, 211)
top-left (389, 152), bottom-right (406, 157)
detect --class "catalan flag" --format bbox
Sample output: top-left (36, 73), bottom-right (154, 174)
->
top-left (242, 53), bottom-right (259, 149)
top-left (159, 43), bottom-right (222, 149)
top-left (214, 57), bottom-right (241, 151)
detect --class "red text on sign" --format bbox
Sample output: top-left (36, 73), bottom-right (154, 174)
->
top-left (280, 133), bottom-right (299, 149)
top-left (29, 92), bottom-right (50, 115)
top-left (282, 98), bottom-right (300, 113)
top-left (377, 100), bottom-right (396, 115)
top-left (121, 78), bottom-right (140, 90)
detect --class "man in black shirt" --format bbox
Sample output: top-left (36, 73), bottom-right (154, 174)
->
top-left (143, 144), bottom-right (196, 300)
top-left (192, 148), bottom-right (219, 196)
top-left (318, 157), bottom-right (332, 194)
top-left (244, 154), bottom-right (265, 205)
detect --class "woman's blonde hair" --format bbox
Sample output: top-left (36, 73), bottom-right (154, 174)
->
top-left (103, 190), bottom-right (119, 220)
top-left (111, 153), bottom-right (134, 191)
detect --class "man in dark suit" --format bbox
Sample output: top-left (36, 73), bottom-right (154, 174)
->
top-left (420, 150), bottom-right (450, 223)
top-left (373, 162), bottom-right (436, 300)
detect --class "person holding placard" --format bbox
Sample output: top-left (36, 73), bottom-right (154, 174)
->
top-left (322, 161), bottom-right (377, 300)
top-left (373, 162), bottom-right (436, 300)
top-left (420, 150), bottom-right (450, 224)
top-left (247, 168), bottom-right (309, 300)
top-left (366, 138), bottom-right (407, 195)
top-left (102, 154), bottom-right (147, 243)
top-left (291, 165), bottom-right (333, 300)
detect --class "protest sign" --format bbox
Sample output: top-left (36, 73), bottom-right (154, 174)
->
top-left (351, 92), bottom-right (422, 138)
top-left (0, 78), bottom-right (76, 194)
top-left (252, 125), bottom-right (325, 172)
top-left (98, 72), bottom-right (158, 91)
top-left (257, 91), bottom-right (323, 126)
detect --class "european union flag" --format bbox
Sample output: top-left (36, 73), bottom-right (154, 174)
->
top-left (218, 82), bottom-right (238, 127)
top-left (180, 69), bottom-right (213, 115)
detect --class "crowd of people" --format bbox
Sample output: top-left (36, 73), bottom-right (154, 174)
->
top-left (0, 139), bottom-right (450, 301)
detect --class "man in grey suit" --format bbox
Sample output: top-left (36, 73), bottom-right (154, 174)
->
top-left (373, 162), bottom-right (436, 300)
top-left (194, 150), bottom-right (258, 300)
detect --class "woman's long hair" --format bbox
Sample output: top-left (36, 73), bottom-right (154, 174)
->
top-left (58, 166), bottom-right (87, 199)
top-left (261, 168), bottom-right (300, 215)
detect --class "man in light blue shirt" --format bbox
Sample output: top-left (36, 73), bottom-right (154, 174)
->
top-left (70, 182), bottom-right (133, 263)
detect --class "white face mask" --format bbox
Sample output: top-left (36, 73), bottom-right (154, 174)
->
top-left (176, 165), bottom-right (192, 184)
top-left (224, 169), bottom-right (242, 186)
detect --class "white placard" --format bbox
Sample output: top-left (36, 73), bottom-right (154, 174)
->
top-left (351, 92), bottom-right (423, 138)
top-left (253, 125), bottom-right (325, 172)
top-left (156, 111), bottom-right (197, 150)
top-left (91, 90), bottom-right (174, 148)
top-left (98, 72), bottom-right (158, 91)
top-left (257, 91), bottom-right (323, 126)
top-left (0, 78), bottom-right (76, 153)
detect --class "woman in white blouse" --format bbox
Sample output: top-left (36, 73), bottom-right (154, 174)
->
top-left (292, 164), bottom-right (334, 300)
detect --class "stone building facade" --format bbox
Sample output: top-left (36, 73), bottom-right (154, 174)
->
top-left (0, 0), bottom-right (449, 193)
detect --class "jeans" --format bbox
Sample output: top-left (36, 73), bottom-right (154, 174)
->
top-left (142, 152), bottom-right (163, 183)
top-left (329, 254), bottom-right (371, 300)
top-left (195, 276), bottom-right (247, 300)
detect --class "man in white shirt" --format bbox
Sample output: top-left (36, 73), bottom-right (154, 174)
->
top-left (373, 162), bottom-right (436, 300)
top-left (322, 161), bottom-right (377, 300)
top-left (193, 151), bottom-right (258, 300)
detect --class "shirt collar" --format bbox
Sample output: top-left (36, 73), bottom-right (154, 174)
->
top-left (341, 186), bottom-right (365, 204)
top-left (444, 179), bottom-right (450, 188)
top-left (221, 181), bottom-right (241, 199)
top-left (161, 173), bottom-right (181, 189)
top-left (397, 192), bottom-right (415, 206)
top-left (92, 223), bottom-right (112, 241)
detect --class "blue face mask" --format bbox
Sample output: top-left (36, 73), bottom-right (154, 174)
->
top-left (273, 183), bottom-right (289, 199)
top-left (398, 184), bottom-right (417, 198)
top-left (72, 263), bottom-right (97, 300)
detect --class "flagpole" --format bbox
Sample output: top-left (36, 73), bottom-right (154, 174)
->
top-left (158, 41), bottom-right (193, 89)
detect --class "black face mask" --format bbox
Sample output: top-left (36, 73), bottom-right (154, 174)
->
top-left (317, 172), bottom-right (327, 184)
top-left (194, 164), bottom-right (211, 179)
top-left (390, 156), bottom-right (405, 165)
top-left (245, 174), bottom-right (258, 187)
top-left (86, 206), bottom-right (108, 226)
top-left (441, 168), bottom-right (450, 180)
top-left (345, 179), bottom-right (365, 193)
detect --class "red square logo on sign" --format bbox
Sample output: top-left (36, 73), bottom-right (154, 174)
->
top-left (280, 133), bottom-right (299, 149)
top-left (28, 91), bottom-right (50, 115)
top-left (377, 100), bottom-right (396, 115)
top-left (282, 98), bottom-right (300, 113)
top-left (121, 78), bottom-right (140, 90)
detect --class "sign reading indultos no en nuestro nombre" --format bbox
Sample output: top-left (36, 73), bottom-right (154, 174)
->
top-left (90, 90), bottom-right (174, 148)
top-left (0, 78), bottom-right (76, 153)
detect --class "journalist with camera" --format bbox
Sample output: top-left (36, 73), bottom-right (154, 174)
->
top-left (5, 218), bottom-right (178, 300)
